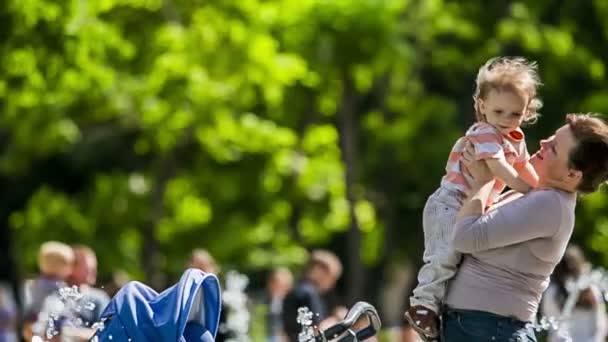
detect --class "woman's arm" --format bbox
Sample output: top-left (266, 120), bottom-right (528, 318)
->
top-left (453, 141), bottom-right (561, 253)
top-left (488, 190), bottom-right (523, 211)
top-left (456, 180), bottom-right (495, 221)
top-left (452, 190), bottom-right (562, 253)
top-left (456, 141), bottom-right (496, 221)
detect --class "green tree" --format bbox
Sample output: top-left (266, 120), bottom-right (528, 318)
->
top-left (2, 0), bottom-right (607, 316)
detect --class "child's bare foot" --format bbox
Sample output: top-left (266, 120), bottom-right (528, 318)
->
top-left (404, 305), bottom-right (439, 340)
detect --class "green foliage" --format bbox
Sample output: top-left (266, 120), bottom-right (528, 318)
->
top-left (2, 0), bottom-right (608, 295)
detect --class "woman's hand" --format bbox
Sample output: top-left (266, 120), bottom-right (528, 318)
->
top-left (456, 140), bottom-right (497, 219)
top-left (462, 140), bottom-right (494, 187)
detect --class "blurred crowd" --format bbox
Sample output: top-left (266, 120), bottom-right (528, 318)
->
top-left (541, 245), bottom-right (608, 342)
top-left (1, 242), bottom-right (114, 342)
top-left (0, 240), bottom-right (427, 342)
top-left (1, 241), bottom-right (606, 342)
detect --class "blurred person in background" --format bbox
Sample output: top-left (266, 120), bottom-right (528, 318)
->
top-left (265, 267), bottom-right (293, 342)
top-left (187, 248), bottom-right (235, 342)
top-left (281, 250), bottom-right (343, 342)
top-left (22, 241), bottom-right (74, 341)
top-left (31, 245), bottom-right (110, 341)
top-left (188, 248), bottom-right (220, 275)
top-left (0, 282), bottom-right (18, 342)
top-left (542, 244), bottom-right (607, 342)
top-left (66, 245), bottom-right (110, 328)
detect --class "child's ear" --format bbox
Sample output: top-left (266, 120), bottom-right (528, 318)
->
top-left (478, 99), bottom-right (486, 114)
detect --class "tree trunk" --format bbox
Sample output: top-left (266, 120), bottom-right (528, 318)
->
top-left (339, 71), bottom-right (364, 303)
top-left (142, 155), bottom-right (175, 290)
top-left (0, 222), bottom-right (19, 302)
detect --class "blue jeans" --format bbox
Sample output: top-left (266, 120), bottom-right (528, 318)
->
top-left (441, 308), bottom-right (537, 342)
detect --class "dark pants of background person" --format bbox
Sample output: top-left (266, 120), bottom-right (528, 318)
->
top-left (441, 307), bottom-right (537, 342)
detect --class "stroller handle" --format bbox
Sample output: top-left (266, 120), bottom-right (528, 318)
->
top-left (317, 302), bottom-right (381, 342)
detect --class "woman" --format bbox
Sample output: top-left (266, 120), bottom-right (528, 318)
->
top-left (441, 113), bottom-right (608, 341)
top-left (542, 245), bottom-right (607, 342)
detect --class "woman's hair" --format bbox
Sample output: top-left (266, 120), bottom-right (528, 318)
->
top-left (566, 113), bottom-right (608, 193)
top-left (473, 56), bottom-right (543, 123)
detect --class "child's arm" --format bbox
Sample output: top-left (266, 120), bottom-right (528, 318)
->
top-left (514, 161), bottom-right (539, 188)
top-left (485, 158), bottom-right (533, 193)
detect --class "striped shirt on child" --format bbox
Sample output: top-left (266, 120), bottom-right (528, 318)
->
top-left (440, 122), bottom-right (529, 205)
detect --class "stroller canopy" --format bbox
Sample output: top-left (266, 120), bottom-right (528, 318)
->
top-left (93, 268), bottom-right (221, 342)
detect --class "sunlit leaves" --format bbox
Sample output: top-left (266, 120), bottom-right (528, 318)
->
top-left (10, 187), bottom-right (92, 271)
top-left (3, 0), bottom-right (414, 277)
top-left (6, 0), bottom-right (608, 281)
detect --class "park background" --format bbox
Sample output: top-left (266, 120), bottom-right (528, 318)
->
top-left (1, 0), bottom-right (608, 334)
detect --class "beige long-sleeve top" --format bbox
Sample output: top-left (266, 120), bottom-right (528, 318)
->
top-left (445, 188), bottom-right (576, 322)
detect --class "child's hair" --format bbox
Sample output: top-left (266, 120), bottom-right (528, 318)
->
top-left (473, 56), bottom-right (543, 123)
top-left (38, 241), bottom-right (74, 278)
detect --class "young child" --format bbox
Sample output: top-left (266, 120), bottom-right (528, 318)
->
top-left (22, 241), bottom-right (74, 340)
top-left (405, 57), bottom-right (542, 339)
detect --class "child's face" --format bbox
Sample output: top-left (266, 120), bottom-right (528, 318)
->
top-left (479, 89), bottom-right (528, 134)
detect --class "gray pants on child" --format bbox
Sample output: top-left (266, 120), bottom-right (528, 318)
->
top-left (410, 187), bottom-right (465, 313)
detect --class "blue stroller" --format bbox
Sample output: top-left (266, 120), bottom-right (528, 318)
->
top-left (92, 268), bottom-right (221, 341)
top-left (91, 268), bottom-right (380, 342)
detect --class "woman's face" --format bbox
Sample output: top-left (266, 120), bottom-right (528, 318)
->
top-left (530, 124), bottom-right (577, 186)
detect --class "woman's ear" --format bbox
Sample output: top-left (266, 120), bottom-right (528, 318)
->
top-left (567, 169), bottom-right (583, 184)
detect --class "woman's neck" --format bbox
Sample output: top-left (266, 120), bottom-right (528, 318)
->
top-left (537, 178), bottom-right (577, 194)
